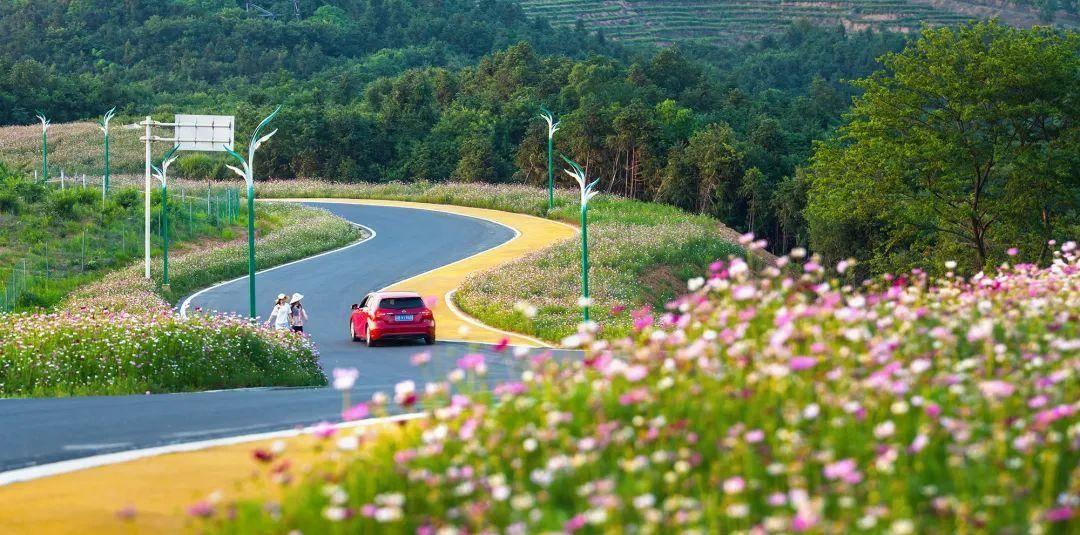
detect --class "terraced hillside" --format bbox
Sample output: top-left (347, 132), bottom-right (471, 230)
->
top-left (517, 0), bottom-right (1078, 44)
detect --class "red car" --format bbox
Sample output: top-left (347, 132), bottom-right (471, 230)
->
top-left (350, 291), bottom-right (436, 347)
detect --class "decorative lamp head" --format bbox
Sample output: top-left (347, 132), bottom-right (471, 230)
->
top-left (35, 112), bottom-right (50, 132)
top-left (98, 107), bottom-right (116, 134)
top-left (561, 155), bottom-right (599, 209)
top-left (539, 106), bottom-right (560, 139)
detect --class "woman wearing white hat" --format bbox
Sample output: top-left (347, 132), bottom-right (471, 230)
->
top-left (266, 293), bottom-right (292, 331)
top-left (289, 293), bottom-right (308, 333)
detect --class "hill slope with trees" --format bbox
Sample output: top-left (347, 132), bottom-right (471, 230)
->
top-left (516, 0), bottom-right (1079, 45)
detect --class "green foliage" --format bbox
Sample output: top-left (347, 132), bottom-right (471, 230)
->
top-left (0, 0), bottom-right (910, 257)
top-left (807, 21), bottom-right (1080, 274)
top-left (0, 169), bottom-right (246, 312)
top-left (516, 0), bottom-right (1000, 45)
top-left (253, 180), bottom-right (744, 342)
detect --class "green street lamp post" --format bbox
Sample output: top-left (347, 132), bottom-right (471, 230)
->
top-left (151, 145), bottom-right (180, 288)
top-left (539, 107), bottom-right (560, 210)
top-left (562, 155), bottom-right (600, 323)
top-left (225, 106), bottom-right (282, 320)
top-left (98, 107), bottom-right (116, 198)
top-left (35, 112), bottom-right (50, 183)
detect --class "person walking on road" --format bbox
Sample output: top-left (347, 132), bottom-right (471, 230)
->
top-left (289, 293), bottom-right (308, 333)
top-left (267, 293), bottom-right (291, 331)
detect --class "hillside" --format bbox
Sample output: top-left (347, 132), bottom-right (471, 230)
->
top-left (516, 0), bottom-right (1079, 45)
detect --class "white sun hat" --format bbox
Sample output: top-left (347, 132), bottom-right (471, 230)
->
top-left (290, 293), bottom-right (304, 304)
top-left (277, 293), bottom-right (287, 301)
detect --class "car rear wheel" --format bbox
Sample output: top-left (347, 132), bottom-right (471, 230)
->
top-left (366, 328), bottom-right (376, 347)
top-left (350, 324), bottom-right (360, 342)
top-left (424, 335), bottom-right (435, 345)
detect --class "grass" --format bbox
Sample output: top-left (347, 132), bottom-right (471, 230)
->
top-left (254, 180), bottom-right (744, 341)
top-left (0, 166), bottom-right (245, 311)
top-left (204, 244), bottom-right (1080, 533)
top-left (0, 203), bottom-right (363, 397)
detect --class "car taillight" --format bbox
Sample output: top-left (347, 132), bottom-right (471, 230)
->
top-left (420, 310), bottom-right (433, 319)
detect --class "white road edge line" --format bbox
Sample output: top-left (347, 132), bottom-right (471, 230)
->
top-left (0, 414), bottom-right (423, 487)
top-left (179, 218), bottom-right (378, 319)
top-left (444, 289), bottom-right (551, 348)
top-left (1, 199), bottom-right (563, 486)
top-left (327, 199), bottom-right (567, 348)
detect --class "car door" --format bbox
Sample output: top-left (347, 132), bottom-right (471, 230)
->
top-left (355, 295), bottom-right (372, 336)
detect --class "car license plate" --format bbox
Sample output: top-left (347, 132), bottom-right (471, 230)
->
top-left (395, 314), bottom-right (414, 322)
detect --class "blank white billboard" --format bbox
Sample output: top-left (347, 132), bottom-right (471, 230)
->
top-left (175, 114), bottom-right (235, 152)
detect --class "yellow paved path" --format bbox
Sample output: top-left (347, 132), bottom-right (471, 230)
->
top-left (0, 199), bottom-right (576, 534)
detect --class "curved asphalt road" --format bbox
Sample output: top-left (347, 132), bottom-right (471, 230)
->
top-left (0, 202), bottom-right (568, 472)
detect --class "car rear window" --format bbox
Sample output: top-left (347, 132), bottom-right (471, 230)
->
top-left (378, 297), bottom-right (425, 310)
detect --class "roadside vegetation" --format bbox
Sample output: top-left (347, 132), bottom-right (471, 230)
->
top-left (0, 164), bottom-right (245, 312)
top-left (256, 180), bottom-right (743, 341)
top-left (0, 202), bottom-right (361, 397)
top-left (206, 243), bottom-right (1080, 533)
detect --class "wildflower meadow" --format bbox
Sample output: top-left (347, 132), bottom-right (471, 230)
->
top-left (207, 241), bottom-right (1079, 533)
top-left (255, 180), bottom-right (745, 341)
top-left (0, 203), bottom-right (363, 397)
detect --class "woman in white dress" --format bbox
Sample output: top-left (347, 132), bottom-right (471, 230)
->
top-left (266, 293), bottom-right (291, 331)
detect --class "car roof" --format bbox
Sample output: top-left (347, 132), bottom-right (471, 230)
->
top-left (372, 291), bottom-right (422, 299)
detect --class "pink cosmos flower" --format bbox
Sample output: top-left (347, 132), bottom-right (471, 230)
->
top-left (1033, 404), bottom-right (1077, 429)
top-left (619, 388), bottom-right (650, 406)
top-left (631, 307), bottom-right (654, 331)
top-left (623, 365), bottom-right (648, 382)
top-left (924, 403), bottom-right (942, 419)
top-left (252, 448), bottom-right (274, 463)
top-left (493, 337), bottom-right (510, 352)
top-left (493, 382), bottom-right (526, 396)
top-left (457, 353), bottom-right (485, 371)
top-left (565, 514), bottom-right (587, 532)
top-left (745, 429), bottom-right (765, 443)
top-left (823, 458), bottom-right (862, 484)
top-left (393, 449), bottom-right (416, 465)
top-left (789, 356), bottom-right (818, 372)
top-left (332, 368), bottom-right (359, 391)
top-left (394, 380), bottom-right (417, 407)
top-left (791, 513), bottom-right (818, 532)
top-left (187, 500), bottom-right (214, 518)
top-left (311, 421), bottom-right (337, 439)
top-left (1044, 506), bottom-right (1074, 522)
top-left (342, 402), bottom-right (370, 421)
top-left (978, 380), bottom-right (1016, 398)
top-left (410, 351), bottom-right (432, 366)
top-left (1006, 247), bottom-right (1019, 256)
top-left (908, 434), bottom-right (929, 453)
top-left (722, 476), bottom-right (745, 494)
top-left (732, 284), bottom-right (756, 301)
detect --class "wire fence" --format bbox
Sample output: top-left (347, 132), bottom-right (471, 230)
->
top-left (0, 177), bottom-right (243, 312)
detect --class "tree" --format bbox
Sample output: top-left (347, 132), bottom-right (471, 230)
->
top-left (807, 21), bottom-right (1080, 272)
top-left (685, 123), bottom-right (743, 217)
top-left (739, 167), bottom-right (768, 236)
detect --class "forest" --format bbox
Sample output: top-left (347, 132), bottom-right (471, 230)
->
top-left (1, 1), bottom-right (1076, 273)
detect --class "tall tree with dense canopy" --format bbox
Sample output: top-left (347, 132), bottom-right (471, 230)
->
top-left (807, 21), bottom-right (1080, 273)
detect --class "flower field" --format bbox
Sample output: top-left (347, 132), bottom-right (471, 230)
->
top-left (255, 180), bottom-right (745, 341)
top-left (0, 295), bottom-right (324, 397)
top-left (207, 242), bottom-right (1079, 533)
top-left (0, 203), bottom-right (362, 397)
